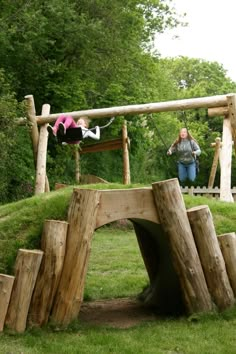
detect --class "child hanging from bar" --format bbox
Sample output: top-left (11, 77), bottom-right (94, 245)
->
top-left (47, 114), bottom-right (100, 144)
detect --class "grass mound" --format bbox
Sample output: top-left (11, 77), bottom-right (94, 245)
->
top-left (0, 184), bottom-right (235, 274)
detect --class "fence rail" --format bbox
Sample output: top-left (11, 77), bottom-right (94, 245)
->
top-left (181, 186), bottom-right (236, 201)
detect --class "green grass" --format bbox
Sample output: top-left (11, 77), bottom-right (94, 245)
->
top-left (1, 184), bottom-right (236, 353)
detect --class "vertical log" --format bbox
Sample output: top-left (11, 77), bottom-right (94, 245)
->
top-left (35, 104), bottom-right (51, 194)
top-left (218, 232), bottom-right (236, 296)
top-left (152, 178), bottom-right (213, 314)
top-left (5, 249), bottom-right (43, 333)
top-left (187, 206), bottom-right (234, 310)
top-left (25, 95), bottom-right (39, 168)
top-left (220, 117), bottom-right (233, 202)
top-left (74, 147), bottom-right (80, 183)
top-left (227, 94), bottom-right (236, 156)
top-left (122, 121), bottom-right (131, 184)
top-left (28, 220), bottom-right (68, 327)
top-left (0, 275), bottom-right (15, 332)
top-left (208, 137), bottom-right (221, 188)
top-left (51, 189), bottom-right (100, 325)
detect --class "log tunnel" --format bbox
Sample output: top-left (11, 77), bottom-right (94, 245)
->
top-left (130, 219), bottom-right (184, 315)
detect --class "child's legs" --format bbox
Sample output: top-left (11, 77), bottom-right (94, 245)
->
top-left (54, 115), bottom-right (77, 132)
top-left (187, 161), bottom-right (196, 182)
top-left (178, 162), bottom-right (188, 182)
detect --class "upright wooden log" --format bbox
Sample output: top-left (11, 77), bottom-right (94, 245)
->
top-left (227, 94), bottom-right (236, 156)
top-left (51, 189), bottom-right (100, 325)
top-left (35, 103), bottom-right (51, 194)
top-left (0, 275), bottom-right (15, 332)
top-left (28, 220), bottom-right (68, 327)
top-left (220, 117), bottom-right (234, 202)
top-left (5, 249), bottom-right (43, 333)
top-left (218, 233), bottom-right (236, 296)
top-left (152, 179), bottom-right (212, 314)
top-left (74, 147), bottom-right (80, 183)
top-left (122, 121), bottom-right (130, 184)
top-left (187, 206), bottom-right (234, 310)
top-left (208, 137), bottom-right (221, 188)
top-left (25, 95), bottom-right (39, 168)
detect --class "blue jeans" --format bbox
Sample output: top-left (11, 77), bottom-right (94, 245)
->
top-left (178, 161), bottom-right (196, 182)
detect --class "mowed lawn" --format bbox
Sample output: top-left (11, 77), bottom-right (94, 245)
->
top-left (1, 187), bottom-right (236, 353)
top-left (1, 228), bottom-right (236, 354)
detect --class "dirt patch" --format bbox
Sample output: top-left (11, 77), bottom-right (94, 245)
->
top-left (79, 298), bottom-right (157, 328)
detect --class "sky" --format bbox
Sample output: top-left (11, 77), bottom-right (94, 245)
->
top-left (155, 0), bottom-right (236, 81)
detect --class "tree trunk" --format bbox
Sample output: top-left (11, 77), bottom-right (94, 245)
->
top-left (0, 274), bottom-right (14, 332)
top-left (218, 232), bottom-right (236, 296)
top-left (187, 206), bottom-right (234, 310)
top-left (5, 249), bottom-right (43, 332)
top-left (152, 179), bottom-right (213, 314)
top-left (28, 220), bottom-right (68, 327)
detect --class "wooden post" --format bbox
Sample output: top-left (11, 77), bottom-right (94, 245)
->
top-left (122, 121), bottom-right (130, 184)
top-left (51, 189), bottom-right (100, 326)
top-left (5, 249), bottom-right (43, 333)
top-left (218, 233), bottom-right (236, 296)
top-left (74, 147), bottom-right (80, 183)
top-left (152, 178), bottom-right (213, 314)
top-left (25, 95), bottom-right (39, 168)
top-left (0, 275), bottom-right (15, 332)
top-left (227, 94), bottom-right (236, 156)
top-left (208, 137), bottom-right (221, 188)
top-left (35, 104), bottom-right (51, 194)
top-left (220, 117), bottom-right (234, 202)
top-left (28, 220), bottom-right (68, 327)
top-left (187, 206), bottom-right (234, 310)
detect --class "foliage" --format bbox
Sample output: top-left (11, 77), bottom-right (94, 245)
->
top-left (0, 1), bottom-right (236, 200)
top-left (0, 70), bottom-right (35, 204)
top-left (0, 0), bottom-right (181, 110)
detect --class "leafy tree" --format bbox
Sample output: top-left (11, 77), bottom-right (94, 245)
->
top-left (0, 70), bottom-right (34, 204)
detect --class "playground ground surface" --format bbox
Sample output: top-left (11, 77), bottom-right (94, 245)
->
top-left (1, 186), bottom-right (236, 353)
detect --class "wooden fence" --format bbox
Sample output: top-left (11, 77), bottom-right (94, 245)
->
top-left (181, 186), bottom-right (236, 201)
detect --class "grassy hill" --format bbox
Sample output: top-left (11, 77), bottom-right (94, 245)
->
top-left (0, 183), bottom-right (235, 275)
top-left (1, 184), bottom-right (236, 353)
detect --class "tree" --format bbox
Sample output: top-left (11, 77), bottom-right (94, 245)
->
top-left (0, 70), bottom-right (34, 204)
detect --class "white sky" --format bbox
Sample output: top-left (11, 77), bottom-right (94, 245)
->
top-left (155, 0), bottom-right (236, 81)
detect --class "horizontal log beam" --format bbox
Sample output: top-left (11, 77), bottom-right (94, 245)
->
top-left (208, 106), bottom-right (229, 117)
top-left (80, 138), bottom-right (123, 154)
top-left (35, 94), bottom-right (231, 124)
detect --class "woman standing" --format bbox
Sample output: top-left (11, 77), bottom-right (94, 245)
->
top-left (167, 127), bottom-right (201, 183)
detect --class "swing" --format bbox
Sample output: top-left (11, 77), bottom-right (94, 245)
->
top-left (57, 127), bottom-right (83, 144)
top-left (56, 117), bottom-right (115, 144)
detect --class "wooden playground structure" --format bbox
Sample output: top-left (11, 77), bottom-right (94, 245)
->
top-left (0, 178), bottom-right (236, 332)
top-left (23, 93), bottom-right (236, 202)
top-left (1, 93), bottom-right (236, 332)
